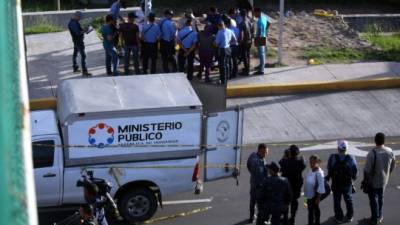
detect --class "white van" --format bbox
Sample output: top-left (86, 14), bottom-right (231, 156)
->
top-left (31, 74), bottom-right (243, 222)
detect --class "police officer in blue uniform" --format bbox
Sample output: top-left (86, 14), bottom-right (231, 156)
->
top-left (257, 162), bottom-right (293, 225)
top-left (214, 20), bottom-right (237, 85)
top-left (159, 9), bottom-right (178, 73)
top-left (247, 143), bottom-right (268, 224)
top-left (68, 11), bottom-right (91, 76)
top-left (177, 18), bottom-right (198, 80)
top-left (141, 12), bottom-right (160, 74)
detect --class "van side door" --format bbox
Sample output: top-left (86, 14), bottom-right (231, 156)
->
top-left (204, 107), bottom-right (244, 181)
top-left (32, 137), bottom-right (63, 206)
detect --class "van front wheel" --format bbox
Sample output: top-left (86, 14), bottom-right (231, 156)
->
top-left (118, 188), bottom-right (158, 222)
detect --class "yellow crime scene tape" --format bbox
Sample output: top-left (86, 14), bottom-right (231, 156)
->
top-left (32, 141), bottom-right (400, 170)
top-left (31, 141), bottom-right (400, 149)
top-left (142, 206), bottom-right (212, 224)
top-left (82, 160), bottom-right (400, 171)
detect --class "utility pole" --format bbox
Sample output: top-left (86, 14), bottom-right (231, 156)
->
top-left (277, 0), bottom-right (284, 65)
top-left (55, 0), bottom-right (61, 11)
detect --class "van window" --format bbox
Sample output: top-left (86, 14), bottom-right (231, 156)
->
top-left (32, 140), bottom-right (55, 168)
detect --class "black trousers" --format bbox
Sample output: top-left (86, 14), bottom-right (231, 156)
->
top-left (249, 191), bottom-right (256, 219)
top-left (178, 49), bottom-right (195, 80)
top-left (160, 39), bottom-right (177, 73)
top-left (230, 45), bottom-right (239, 78)
top-left (142, 42), bottom-right (158, 74)
top-left (72, 40), bottom-right (87, 70)
top-left (240, 42), bottom-right (251, 74)
top-left (257, 204), bottom-right (281, 225)
top-left (218, 47), bottom-right (232, 84)
top-left (307, 197), bottom-right (321, 225)
top-left (283, 197), bottom-right (300, 224)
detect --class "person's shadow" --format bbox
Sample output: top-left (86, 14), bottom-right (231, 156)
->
top-left (232, 219), bottom-right (251, 225)
top-left (320, 217), bottom-right (371, 225)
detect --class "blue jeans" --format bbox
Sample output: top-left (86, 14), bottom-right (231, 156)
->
top-left (333, 185), bottom-right (354, 221)
top-left (124, 45), bottom-right (139, 74)
top-left (105, 46), bottom-right (119, 76)
top-left (257, 46), bottom-right (265, 73)
top-left (368, 188), bottom-right (384, 222)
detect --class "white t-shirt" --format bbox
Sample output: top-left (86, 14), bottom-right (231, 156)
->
top-left (304, 168), bottom-right (325, 199)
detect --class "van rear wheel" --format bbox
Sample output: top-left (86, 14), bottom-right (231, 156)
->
top-left (118, 188), bottom-right (158, 222)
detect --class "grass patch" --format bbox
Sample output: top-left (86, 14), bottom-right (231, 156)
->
top-left (267, 48), bottom-right (277, 57)
top-left (303, 47), bottom-right (364, 63)
top-left (363, 32), bottom-right (400, 61)
top-left (24, 22), bottom-right (64, 35)
top-left (366, 33), bottom-right (400, 50)
top-left (303, 33), bottom-right (400, 63)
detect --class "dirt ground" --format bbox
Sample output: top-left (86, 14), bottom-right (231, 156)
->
top-left (266, 11), bottom-right (371, 65)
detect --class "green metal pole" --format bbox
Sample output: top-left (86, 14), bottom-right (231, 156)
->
top-left (0, 0), bottom-right (37, 225)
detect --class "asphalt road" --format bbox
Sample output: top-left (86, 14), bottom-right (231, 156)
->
top-left (39, 138), bottom-right (400, 225)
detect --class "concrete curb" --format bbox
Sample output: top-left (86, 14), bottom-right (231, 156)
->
top-left (30, 97), bottom-right (57, 111)
top-left (30, 78), bottom-right (400, 106)
top-left (226, 77), bottom-right (400, 98)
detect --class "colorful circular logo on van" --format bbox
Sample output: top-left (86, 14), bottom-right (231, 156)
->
top-left (88, 123), bottom-right (114, 148)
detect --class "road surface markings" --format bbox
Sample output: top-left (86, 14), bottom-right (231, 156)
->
top-left (163, 197), bottom-right (213, 205)
top-left (144, 206), bottom-right (212, 224)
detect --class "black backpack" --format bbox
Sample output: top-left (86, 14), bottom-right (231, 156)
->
top-left (332, 154), bottom-right (353, 186)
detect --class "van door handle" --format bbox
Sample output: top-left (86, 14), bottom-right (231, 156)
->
top-left (43, 173), bottom-right (56, 178)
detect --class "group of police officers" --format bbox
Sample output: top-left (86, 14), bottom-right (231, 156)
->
top-left (68, 0), bottom-right (269, 85)
top-left (247, 144), bottom-right (299, 225)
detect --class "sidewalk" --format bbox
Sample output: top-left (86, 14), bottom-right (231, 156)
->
top-left (229, 62), bottom-right (400, 86)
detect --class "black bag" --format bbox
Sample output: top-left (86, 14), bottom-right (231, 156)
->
top-left (254, 36), bottom-right (266, 47)
top-left (361, 149), bottom-right (376, 194)
top-left (315, 172), bottom-right (331, 201)
top-left (332, 154), bottom-right (353, 186)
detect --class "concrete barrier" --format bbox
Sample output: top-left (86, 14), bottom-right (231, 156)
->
top-left (23, 7), bottom-right (140, 28)
top-left (227, 78), bottom-right (400, 98)
top-left (342, 14), bottom-right (400, 32)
